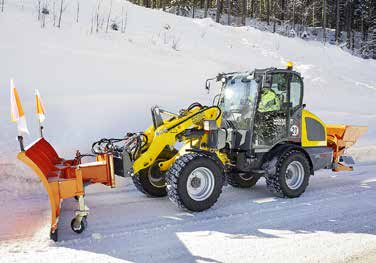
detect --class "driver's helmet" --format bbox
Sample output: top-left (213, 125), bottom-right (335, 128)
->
top-left (262, 83), bottom-right (271, 94)
top-left (262, 74), bottom-right (272, 93)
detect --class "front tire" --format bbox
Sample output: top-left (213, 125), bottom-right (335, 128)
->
top-left (166, 153), bottom-right (224, 212)
top-left (132, 161), bottom-right (167, 197)
top-left (265, 150), bottom-right (310, 198)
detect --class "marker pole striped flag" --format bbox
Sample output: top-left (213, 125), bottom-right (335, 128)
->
top-left (10, 79), bottom-right (29, 135)
top-left (35, 89), bottom-right (46, 137)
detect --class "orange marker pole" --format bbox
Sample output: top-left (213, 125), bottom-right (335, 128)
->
top-left (35, 89), bottom-right (46, 138)
top-left (10, 79), bottom-right (29, 151)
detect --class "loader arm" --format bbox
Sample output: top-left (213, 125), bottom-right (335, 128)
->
top-left (132, 106), bottom-right (222, 174)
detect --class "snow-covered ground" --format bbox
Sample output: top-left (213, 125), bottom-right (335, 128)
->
top-left (0, 1), bottom-right (376, 262)
top-left (2, 167), bottom-right (376, 262)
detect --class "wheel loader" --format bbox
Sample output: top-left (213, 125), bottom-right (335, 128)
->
top-left (96, 63), bottom-right (367, 212)
top-left (15, 63), bottom-right (367, 240)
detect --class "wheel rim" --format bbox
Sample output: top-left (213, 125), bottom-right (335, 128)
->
top-left (285, 161), bottom-right (305, 190)
top-left (187, 167), bottom-right (215, 201)
top-left (148, 161), bottom-right (165, 188)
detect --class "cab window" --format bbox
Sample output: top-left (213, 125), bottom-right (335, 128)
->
top-left (290, 74), bottom-right (303, 108)
top-left (270, 73), bottom-right (289, 105)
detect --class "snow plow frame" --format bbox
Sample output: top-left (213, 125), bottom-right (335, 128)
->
top-left (17, 137), bottom-right (116, 241)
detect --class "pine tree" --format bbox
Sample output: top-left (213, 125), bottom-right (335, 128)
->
top-left (368, 19), bottom-right (376, 59)
top-left (130, 0), bottom-right (376, 59)
top-left (169, 0), bottom-right (192, 16)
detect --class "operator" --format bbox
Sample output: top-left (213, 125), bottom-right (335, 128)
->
top-left (254, 83), bottom-right (281, 145)
top-left (258, 84), bottom-right (280, 113)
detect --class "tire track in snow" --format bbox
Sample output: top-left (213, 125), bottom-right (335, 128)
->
top-left (57, 168), bottom-right (376, 245)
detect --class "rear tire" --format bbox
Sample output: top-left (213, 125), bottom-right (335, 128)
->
top-left (265, 150), bottom-right (310, 198)
top-left (166, 153), bottom-right (224, 212)
top-left (227, 171), bottom-right (260, 188)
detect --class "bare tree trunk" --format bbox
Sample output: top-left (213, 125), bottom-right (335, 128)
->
top-left (76, 1), bottom-right (80, 23)
top-left (360, 15), bottom-right (365, 47)
top-left (37, 0), bottom-right (41, 20)
top-left (292, 1), bottom-right (296, 29)
top-left (100, 13), bottom-right (105, 30)
top-left (96, 0), bottom-right (101, 33)
top-left (204, 0), bottom-right (208, 18)
top-left (266, 0), bottom-right (270, 25)
top-left (227, 0), bottom-right (231, 25)
top-left (53, 0), bottom-right (56, 26)
top-left (41, 1), bottom-right (47, 28)
top-left (322, 0), bottom-right (327, 43)
top-left (250, 0), bottom-right (254, 18)
top-left (281, 0), bottom-right (285, 21)
top-left (312, 3), bottom-right (315, 27)
top-left (1, 0), bottom-right (4, 12)
top-left (42, 14), bottom-right (46, 27)
top-left (345, 0), bottom-right (349, 48)
top-left (335, 0), bottom-right (340, 44)
top-left (346, 1), bottom-right (353, 49)
top-left (241, 0), bottom-right (247, 25)
top-left (105, 0), bottom-right (112, 33)
top-left (121, 5), bottom-right (124, 32)
top-left (123, 6), bottom-right (127, 33)
top-left (90, 11), bottom-right (94, 34)
top-left (215, 0), bottom-right (221, 22)
top-left (259, 0), bottom-right (262, 19)
top-left (57, 0), bottom-right (64, 28)
top-left (192, 0), bottom-right (196, 18)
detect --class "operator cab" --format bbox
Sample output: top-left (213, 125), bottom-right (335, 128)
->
top-left (220, 73), bottom-right (259, 130)
top-left (217, 67), bottom-right (304, 153)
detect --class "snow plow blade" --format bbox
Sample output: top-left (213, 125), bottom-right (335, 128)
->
top-left (17, 138), bottom-right (116, 241)
top-left (326, 125), bottom-right (368, 172)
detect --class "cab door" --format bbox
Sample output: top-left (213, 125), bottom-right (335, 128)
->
top-left (253, 72), bottom-right (290, 149)
top-left (288, 73), bottom-right (304, 142)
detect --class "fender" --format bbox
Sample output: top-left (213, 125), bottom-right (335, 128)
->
top-left (262, 143), bottom-right (315, 175)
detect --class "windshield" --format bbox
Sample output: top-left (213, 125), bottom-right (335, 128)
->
top-left (220, 74), bottom-right (258, 129)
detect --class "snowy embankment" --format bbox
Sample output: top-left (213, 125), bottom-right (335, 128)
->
top-left (0, 1), bottom-right (376, 262)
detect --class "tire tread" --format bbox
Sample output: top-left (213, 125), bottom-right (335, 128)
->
top-left (265, 149), bottom-right (310, 198)
top-left (166, 152), bottom-right (223, 211)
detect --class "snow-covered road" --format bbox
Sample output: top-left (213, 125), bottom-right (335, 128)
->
top-left (1, 164), bottom-right (376, 262)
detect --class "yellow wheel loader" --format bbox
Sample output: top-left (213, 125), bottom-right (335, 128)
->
top-left (16, 63), bottom-right (368, 240)
top-left (94, 64), bottom-right (367, 212)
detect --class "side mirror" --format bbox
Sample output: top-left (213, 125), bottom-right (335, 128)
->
top-left (216, 73), bottom-right (224, 82)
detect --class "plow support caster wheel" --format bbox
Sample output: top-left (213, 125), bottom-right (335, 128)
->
top-left (74, 194), bottom-right (85, 201)
top-left (71, 216), bottom-right (88, 234)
